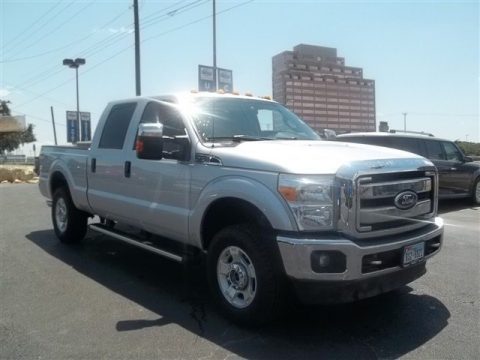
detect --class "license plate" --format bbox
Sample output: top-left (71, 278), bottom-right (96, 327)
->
top-left (403, 242), bottom-right (425, 267)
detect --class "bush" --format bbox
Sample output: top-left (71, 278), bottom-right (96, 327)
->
top-left (456, 141), bottom-right (480, 156)
top-left (0, 167), bottom-right (36, 183)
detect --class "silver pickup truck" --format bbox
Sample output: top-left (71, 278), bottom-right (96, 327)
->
top-left (39, 93), bottom-right (444, 325)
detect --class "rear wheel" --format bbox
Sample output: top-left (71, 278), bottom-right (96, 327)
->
top-left (52, 187), bottom-right (88, 243)
top-left (207, 224), bottom-right (284, 326)
top-left (473, 178), bottom-right (480, 205)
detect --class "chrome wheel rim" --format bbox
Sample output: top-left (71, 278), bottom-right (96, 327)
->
top-left (55, 198), bottom-right (68, 233)
top-left (217, 246), bottom-right (257, 309)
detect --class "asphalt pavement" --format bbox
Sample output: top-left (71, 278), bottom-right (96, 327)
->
top-left (1, 184), bottom-right (479, 359)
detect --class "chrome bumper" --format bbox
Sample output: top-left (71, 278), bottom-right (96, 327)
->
top-left (277, 217), bottom-right (444, 282)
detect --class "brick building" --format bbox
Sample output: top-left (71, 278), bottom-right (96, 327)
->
top-left (272, 44), bottom-right (375, 134)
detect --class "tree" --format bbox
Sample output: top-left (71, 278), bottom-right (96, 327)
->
top-left (0, 100), bottom-right (12, 116)
top-left (0, 124), bottom-right (36, 154)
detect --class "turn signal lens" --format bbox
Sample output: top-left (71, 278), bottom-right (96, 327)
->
top-left (278, 186), bottom-right (297, 201)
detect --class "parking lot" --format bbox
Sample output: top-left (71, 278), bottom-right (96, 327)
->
top-left (1, 183), bottom-right (479, 359)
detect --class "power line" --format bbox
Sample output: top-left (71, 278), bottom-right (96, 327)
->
top-left (5, 1), bottom-right (96, 60)
top-left (3, 1), bottom-right (77, 56)
top-left (9, 6), bottom-right (133, 89)
top-left (9, 1), bottom-right (205, 90)
top-left (379, 112), bottom-right (478, 118)
top-left (407, 112), bottom-right (479, 117)
top-left (141, 0), bottom-right (207, 28)
top-left (142, 0), bottom-right (254, 43)
top-left (12, 111), bottom-right (66, 127)
top-left (14, 0), bottom-right (255, 109)
top-left (1, 5), bottom-right (132, 63)
top-left (141, 0), bottom-right (190, 22)
top-left (12, 85), bottom-right (74, 109)
top-left (1, 0), bottom-right (63, 50)
top-left (16, 77), bottom-right (76, 108)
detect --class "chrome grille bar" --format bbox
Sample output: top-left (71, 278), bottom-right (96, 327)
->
top-left (359, 178), bottom-right (431, 200)
top-left (359, 199), bottom-right (431, 224)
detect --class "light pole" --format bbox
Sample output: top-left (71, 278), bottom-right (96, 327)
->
top-left (213, 0), bottom-right (217, 90)
top-left (63, 58), bottom-right (85, 143)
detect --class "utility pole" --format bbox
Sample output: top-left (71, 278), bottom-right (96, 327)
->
top-left (212, 0), bottom-right (217, 91)
top-left (134, 0), bottom-right (141, 96)
top-left (402, 112), bottom-right (407, 132)
top-left (50, 106), bottom-right (58, 145)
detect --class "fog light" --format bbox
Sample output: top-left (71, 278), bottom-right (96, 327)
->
top-left (311, 251), bottom-right (346, 273)
top-left (318, 254), bottom-right (330, 267)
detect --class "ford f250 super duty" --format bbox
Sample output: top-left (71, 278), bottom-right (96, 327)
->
top-left (39, 93), bottom-right (444, 325)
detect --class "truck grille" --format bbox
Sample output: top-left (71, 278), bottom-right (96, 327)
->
top-left (356, 172), bottom-right (436, 233)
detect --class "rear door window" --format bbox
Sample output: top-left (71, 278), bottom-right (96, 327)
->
top-left (425, 140), bottom-right (445, 160)
top-left (388, 137), bottom-right (423, 155)
top-left (339, 136), bottom-right (392, 148)
top-left (99, 103), bottom-right (137, 149)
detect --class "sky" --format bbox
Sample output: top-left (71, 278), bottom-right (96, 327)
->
top-left (1, 0), bottom-right (479, 156)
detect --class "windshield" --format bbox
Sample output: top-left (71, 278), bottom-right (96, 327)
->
top-left (185, 97), bottom-right (320, 144)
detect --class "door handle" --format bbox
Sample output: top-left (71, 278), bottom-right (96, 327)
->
top-left (124, 161), bottom-right (131, 178)
top-left (91, 158), bottom-right (96, 173)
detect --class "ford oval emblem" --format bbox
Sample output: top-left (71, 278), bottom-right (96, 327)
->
top-left (394, 191), bottom-right (418, 210)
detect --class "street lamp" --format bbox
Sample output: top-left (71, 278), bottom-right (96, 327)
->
top-left (63, 58), bottom-right (85, 143)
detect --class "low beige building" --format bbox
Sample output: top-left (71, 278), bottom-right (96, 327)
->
top-left (0, 115), bottom-right (26, 133)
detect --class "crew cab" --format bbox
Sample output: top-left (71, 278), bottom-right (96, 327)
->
top-left (39, 93), bottom-right (444, 325)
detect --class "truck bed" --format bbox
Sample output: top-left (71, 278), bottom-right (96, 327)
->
top-left (38, 144), bottom-right (91, 213)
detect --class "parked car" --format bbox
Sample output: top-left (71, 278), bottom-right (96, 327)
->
top-left (336, 132), bottom-right (480, 204)
top-left (39, 93), bottom-right (444, 325)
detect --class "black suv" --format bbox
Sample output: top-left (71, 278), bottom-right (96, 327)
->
top-left (336, 132), bottom-right (480, 204)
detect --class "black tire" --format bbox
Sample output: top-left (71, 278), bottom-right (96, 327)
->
top-left (207, 224), bottom-right (285, 326)
top-left (472, 177), bottom-right (480, 205)
top-left (52, 187), bottom-right (88, 243)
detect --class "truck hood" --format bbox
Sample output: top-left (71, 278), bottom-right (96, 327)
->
top-left (210, 140), bottom-right (433, 174)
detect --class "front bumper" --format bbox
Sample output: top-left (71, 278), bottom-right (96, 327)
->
top-left (277, 217), bottom-right (444, 303)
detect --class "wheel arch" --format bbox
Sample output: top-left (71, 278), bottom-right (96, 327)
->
top-left (189, 176), bottom-right (296, 251)
top-left (50, 170), bottom-right (69, 197)
top-left (200, 197), bottom-right (273, 251)
top-left (469, 170), bottom-right (480, 194)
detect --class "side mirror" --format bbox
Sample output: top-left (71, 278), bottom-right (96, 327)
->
top-left (464, 156), bottom-right (473, 163)
top-left (136, 123), bottom-right (164, 160)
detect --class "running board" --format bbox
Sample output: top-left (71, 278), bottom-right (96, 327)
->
top-left (89, 224), bottom-right (183, 263)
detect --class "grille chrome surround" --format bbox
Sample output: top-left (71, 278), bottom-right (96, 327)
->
top-left (356, 176), bottom-right (435, 232)
top-left (335, 158), bottom-right (438, 239)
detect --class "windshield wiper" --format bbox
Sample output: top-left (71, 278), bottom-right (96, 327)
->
top-left (275, 136), bottom-right (298, 140)
top-left (206, 135), bottom-right (272, 142)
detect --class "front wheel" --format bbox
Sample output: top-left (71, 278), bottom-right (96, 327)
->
top-left (52, 187), bottom-right (88, 243)
top-left (473, 178), bottom-right (480, 205)
top-left (207, 224), bottom-right (284, 326)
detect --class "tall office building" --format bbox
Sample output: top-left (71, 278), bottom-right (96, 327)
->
top-left (273, 44), bottom-right (375, 134)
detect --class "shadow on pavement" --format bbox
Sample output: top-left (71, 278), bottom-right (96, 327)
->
top-left (438, 198), bottom-right (478, 215)
top-left (26, 229), bottom-right (450, 359)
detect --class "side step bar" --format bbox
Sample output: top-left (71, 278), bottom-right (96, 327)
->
top-left (89, 224), bottom-right (183, 263)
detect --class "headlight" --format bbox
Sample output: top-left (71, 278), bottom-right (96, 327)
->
top-left (278, 174), bottom-right (335, 231)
